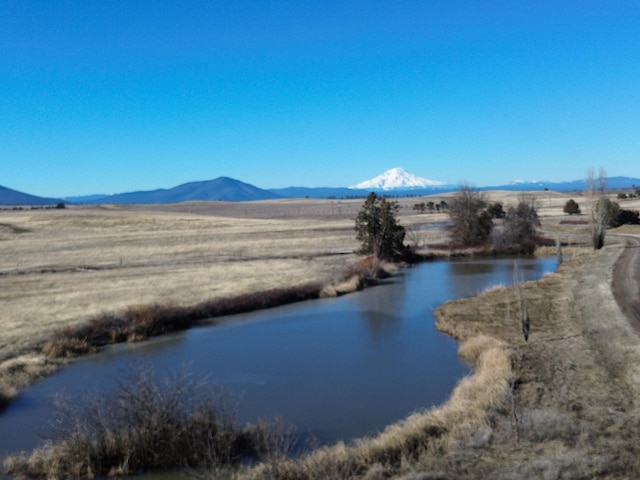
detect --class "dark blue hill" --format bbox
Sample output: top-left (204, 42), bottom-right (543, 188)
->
top-left (0, 185), bottom-right (61, 205)
top-left (89, 177), bottom-right (282, 204)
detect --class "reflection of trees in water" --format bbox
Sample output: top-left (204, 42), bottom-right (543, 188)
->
top-left (447, 258), bottom-right (552, 298)
top-left (356, 280), bottom-right (406, 343)
top-left (447, 261), bottom-right (498, 297)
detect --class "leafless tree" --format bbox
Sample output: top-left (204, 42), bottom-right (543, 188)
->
top-left (513, 263), bottom-right (529, 342)
top-left (448, 182), bottom-right (492, 247)
top-left (496, 195), bottom-right (541, 254)
top-left (586, 167), bottom-right (609, 250)
top-left (405, 224), bottom-right (428, 251)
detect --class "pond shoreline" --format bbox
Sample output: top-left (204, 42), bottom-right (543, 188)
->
top-left (0, 247), bottom-right (548, 414)
top-left (2, 250), bottom-right (560, 479)
top-left (204, 240), bottom-right (640, 479)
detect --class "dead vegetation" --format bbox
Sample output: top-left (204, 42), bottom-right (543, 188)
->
top-left (3, 365), bottom-right (300, 479)
top-left (432, 235), bottom-right (640, 478)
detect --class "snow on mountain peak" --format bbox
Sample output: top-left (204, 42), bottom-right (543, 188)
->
top-left (350, 167), bottom-right (445, 190)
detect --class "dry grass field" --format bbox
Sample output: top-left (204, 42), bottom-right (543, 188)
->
top-left (2, 189), bottom-right (640, 478)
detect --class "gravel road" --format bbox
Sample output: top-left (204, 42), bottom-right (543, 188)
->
top-left (613, 234), bottom-right (640, 327)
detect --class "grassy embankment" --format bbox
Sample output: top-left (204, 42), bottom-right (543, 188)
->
top-left (3, 363), bottom-right (303, 478)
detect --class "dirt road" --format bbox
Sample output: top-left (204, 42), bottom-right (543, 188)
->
top-left (613, 234), bottom-right (640, 326)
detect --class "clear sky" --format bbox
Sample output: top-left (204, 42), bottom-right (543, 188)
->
top-left (2, 1), bottom-right (639, 197)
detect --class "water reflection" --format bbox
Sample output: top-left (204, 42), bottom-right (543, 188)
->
top-left (447, 257), bottom-right (550, 298)
top-left (357, 280), bottom-right (405, 343)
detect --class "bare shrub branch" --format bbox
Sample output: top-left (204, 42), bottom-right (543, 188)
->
top-left (3, 364), bottom-right (301, 478)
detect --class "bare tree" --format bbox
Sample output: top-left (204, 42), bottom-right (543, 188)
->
top-left (405, 224), bottom-right (428, 251)
top-left (448, 183), bottom-right (492, 247)
top-left (586, 167), bottom-right (609, 250)
top-left (496, 195), bottom-right (541, 254)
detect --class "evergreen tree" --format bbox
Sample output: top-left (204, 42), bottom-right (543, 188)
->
top-left (355, 192), bottom-right (406, 261)
top-left (563, 199), bottom-right (581, 215)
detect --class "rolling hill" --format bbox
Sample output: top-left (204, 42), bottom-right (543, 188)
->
top-left (80, 177), bottom-right (282, 204)
top-left (0, 185), bottom-right (62, 206)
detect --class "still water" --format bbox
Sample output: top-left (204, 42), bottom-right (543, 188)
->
top-left (0, 257), bottom-right (556, 457)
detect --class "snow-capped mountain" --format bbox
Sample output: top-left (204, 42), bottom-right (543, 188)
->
top-left (350, 167), bottom-right (446, 190)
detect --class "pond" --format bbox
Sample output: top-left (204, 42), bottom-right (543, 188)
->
top-left (0, 256), bottom-right (557, 457)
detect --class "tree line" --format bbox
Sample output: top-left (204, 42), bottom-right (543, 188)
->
top-left (355, 168), bottom-right (640, 261)
top-left (354, 185), bottom-right (543, 261)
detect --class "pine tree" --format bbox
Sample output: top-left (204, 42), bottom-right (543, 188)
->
top-left (355, 192), bottom-right (406, 261)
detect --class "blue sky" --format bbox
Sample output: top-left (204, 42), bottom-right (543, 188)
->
top-left (1, 1), bottom-right (639, 197)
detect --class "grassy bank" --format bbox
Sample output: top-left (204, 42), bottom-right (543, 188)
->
top-left (41, 282), bottom-right (324, 358)
top-left (0, 255), bottom-right (400, 412)
top-left (236, 335), bottom-right (513, 479)
top-left (40, 256), bottom-right (404, 359)
top-left (0, 204), bottom-right (365, 412)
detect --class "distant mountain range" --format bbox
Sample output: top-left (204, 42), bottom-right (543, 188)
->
top-left (2, 168), bottom-right (640, 205)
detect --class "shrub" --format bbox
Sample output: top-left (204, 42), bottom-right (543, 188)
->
top-left (492, 198), bottom-right (541, 254)
top-left (563, 199), bottom-right (581, 215)
top-left (448, 183), bottom-right (493, 247)
top-left (412, 202), bottom-right (426, 214)
top-left (610, 207), bottom-right (640, 228)
top-left (487, 202), bottom-right (506, 219)
top-left (3, 365), bottom-right (299, 478)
